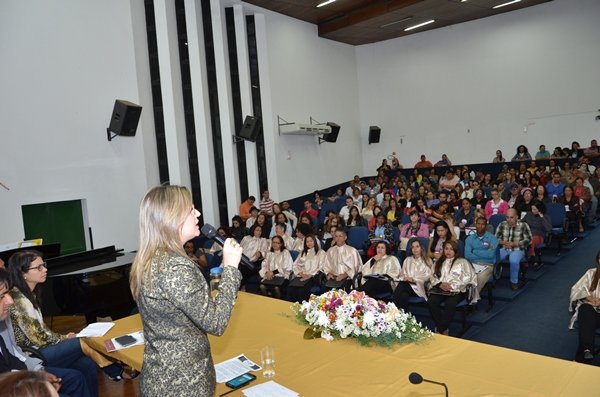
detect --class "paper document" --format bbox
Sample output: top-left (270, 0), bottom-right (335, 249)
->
top-left (242, 380), bottom-right (299, 397)
top-left (472, 263), bottom-right (490, 274)
top-left (215, 354), bottom-right (261, 383)
top-left (77, 322), bottom-right (115, 337)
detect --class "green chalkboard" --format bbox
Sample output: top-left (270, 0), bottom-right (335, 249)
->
top-left (22, 200), bottom-right (86, 255)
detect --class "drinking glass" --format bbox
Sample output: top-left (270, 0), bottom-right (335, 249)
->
top-left (260, 346), bottom-right (276, 378)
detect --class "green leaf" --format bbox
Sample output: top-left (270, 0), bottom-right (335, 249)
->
top-left (303, 328), bottom-right (321, 339)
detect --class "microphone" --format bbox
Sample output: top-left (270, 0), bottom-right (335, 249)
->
top-left (200, 224), bottom-right (254, 270)
top-left (408, 372), bottom-right (449, 397)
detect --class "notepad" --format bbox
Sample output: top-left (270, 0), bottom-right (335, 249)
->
top-left (242, 380), bottom-right (299, 397)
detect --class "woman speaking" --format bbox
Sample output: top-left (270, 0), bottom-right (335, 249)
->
top-left (130, 185), bottom-right (243, 397)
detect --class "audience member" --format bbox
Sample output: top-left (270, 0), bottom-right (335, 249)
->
top-left (322, 230), bottom-right (362, 291)
top-left (512, 145), bottom-right (532, 162)
top-left (299, 200), bottom-right (317, 219)
top-left (259, 236), bottom-right (293, 299)
top-left (0, 269), bottom-right (91, 397)
top-left (569, 250), bottom-right (600, 363)
top-left (454, 198), bottom-right (475, 230)
top-left (522, 201), bottom-right (552, 269)
top-left (239, 224), bottom-right (269, 291)
top-left (359, 242), bottom-right (400, 298)
top-left (545, 172), bottom-right (565, 200)
top-left (245, 207), bottom-right (259, 229)
top-left (339, 197), bottom-right (354, 222)
top-left (230, 216), bottom-right (248, 241)
top-left (393, 239), bottom-right (432, 312)
top-left (8, 251), bottom-right (123, 386)
top-left (434, 154), bottom-right (452, 167)
top-left (286, 235), bottom-right (325, 303)
top-left (560, 185), bottom-right (585, 233)
top-left (492, 149), bottom-right (505, 163)
top-left (464, 217), bottom-right (499, 294)
top-left (485, 188), bottom-right (508, 219)
top-left (414, 155), bottom-right (433, 169)
top-left (239, 196), bottom-right (256, 221)
top-left (367, 214), bottom-right (394, 257)
top-left (259, 190), bottom-right (275, 217)
top-left (346, 206), bottom-right (366, 228)
top-left (427, 240), bottom-right (478, 335)
top-left (495, 208), bottom-right (532, 290)
top-left (535, 145), bottom-right (550, 159)
top-left (428, 221), bottom-right (454, 261)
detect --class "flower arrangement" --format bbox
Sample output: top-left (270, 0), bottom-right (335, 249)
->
top-left (291, 289), bottom-right (432, 347)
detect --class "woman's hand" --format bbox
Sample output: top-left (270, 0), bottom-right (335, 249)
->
top-left (265, 270), bottom-right (274, 280)
top-left (440, 282), bottom-right (452, 292)
top-left (222, 238), bottom-right (243, 268)
top-left (66, 332), bottom-right (77, 339)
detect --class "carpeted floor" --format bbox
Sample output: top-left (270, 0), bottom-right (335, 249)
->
top-left (460, 225), bottom-right (600, 362)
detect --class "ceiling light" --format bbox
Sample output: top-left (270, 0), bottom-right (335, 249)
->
top-left (317, 0), bottom-right (336, 7)
top-left (404, 20), bottom-right (435, 32)
top-left (493, 0), bottom-right (521, 9)
top-left (380, 17), bottom-right (413, 28)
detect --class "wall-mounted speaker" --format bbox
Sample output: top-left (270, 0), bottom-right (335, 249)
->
top-left (368, 126), bottom-right (381, 144)
top-left (238, 115), bottom-right (261, 142)
top-left (322, 122), bottom-right (340, 143)
top-left (108, 100), bottom-right (142, 138)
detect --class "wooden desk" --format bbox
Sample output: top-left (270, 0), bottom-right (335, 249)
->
top-left (84, 292), bottom-right (600, 396)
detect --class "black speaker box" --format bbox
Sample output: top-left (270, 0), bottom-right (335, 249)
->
top-left (108, 100), bottom-right (142, 137)
top-left (369, 126), bottom-right (381, 144)
top-left (323, 122), bottom-right (340, 143)
top-left (238, 115), bottom-right (261, 142)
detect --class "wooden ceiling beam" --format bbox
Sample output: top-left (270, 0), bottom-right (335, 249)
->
top-left (318, 0), bottom-right (423, 35)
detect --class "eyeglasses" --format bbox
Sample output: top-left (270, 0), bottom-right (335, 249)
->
top-left (28, 262), bottom-right (47, 272)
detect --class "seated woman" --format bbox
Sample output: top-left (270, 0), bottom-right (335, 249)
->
top-left (367, 205), bottom-right (384, 230)
top-left (230, 215), bottom-right (248, 241)
top-left (428, 220), bottom-right (455, 261)
top-left (484, 188), bottom-right (509, 219)
top-left (286, 235), bottom-right (326, 303)
top-left (259, 236), bottom-right (293, 299)
top-left (269, 212), bottom-right (293, 237)
top-left (359, 242), bottom-right (400, 298)
top-left (399, 210), bottom-right (429, 251)
top-left (393, 239), bottom-right (432, 312)
top-left (427, 240), bottom-right (478, 335)
top-left (560, 185), bottom-right (585, 233)
top-left (7, 251), bottom-right (133, 392)
top-left (522, 201), bottom-right (552, 269)
top-left (239, 224), bottom-right (270, 292)
top-left (385, 198), bottom-right (402, 227)
top-left (367, 213), bottom-right (395, 257)
top-left (254, 213), bottom-right (270, 238)
top-left (346, 206), bottom-right (366, 228)
top-left (454, 198), bottom-right (475, 231)
top-left (569, 250), bottom-right (600, 363)
top-left (361, 197), bottom-right (377, 224)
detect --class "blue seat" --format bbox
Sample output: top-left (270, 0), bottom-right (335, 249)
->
top-left (489, 214), bottom-right (506, 232)
top-left (546, 203), bottom-right (567, 253)
top-left (392, 227), bottom-right (401, 251)
top-left (401, 214), bottom-right (410, 225)
top-left (333, 197), bottom-right (346, 213)
top-left (346, 226), bottom-right (369, 255)
top-left (289, 250), bottom-right (300, 262)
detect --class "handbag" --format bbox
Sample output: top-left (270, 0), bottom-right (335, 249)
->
top-left (289, 277), bottom-right (310, 287)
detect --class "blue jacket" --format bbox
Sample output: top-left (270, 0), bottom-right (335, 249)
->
top-left (464, 231), bottom-right (498, 264)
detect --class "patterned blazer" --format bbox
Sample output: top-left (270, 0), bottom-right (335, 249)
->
top-left (138, 251), bottom-right (242, 397)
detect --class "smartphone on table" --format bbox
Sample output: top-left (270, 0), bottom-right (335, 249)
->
top-left (114, 334), bottom-right (137, 347)
top-left (225, 373), bottom-right (256, 389)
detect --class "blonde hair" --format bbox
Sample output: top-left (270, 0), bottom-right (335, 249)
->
top-left (130, 185), bottom-right (192, 299)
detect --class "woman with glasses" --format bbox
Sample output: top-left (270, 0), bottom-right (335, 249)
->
top-left (7, 251), bottom-right (132, 396)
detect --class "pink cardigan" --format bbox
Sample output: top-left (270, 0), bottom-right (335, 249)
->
top-left (484, 199), bottom-right (509, 219)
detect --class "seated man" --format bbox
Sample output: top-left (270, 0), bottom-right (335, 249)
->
top-left (545, 171), bottom-right (565, 201)
top-left (299, 200), bottom-right (318, 219)
top-left (322, 230), bottom-right (362, 291)
top-left (464, 217), bottom-right (499, 294)
top-left (495, 209), bottom-right (532, 290)
top-left (414, 155), bottom-right (433, 169)
top-left (239, 195), bottom-right (256, 221)
top-left (0, 269), bottom-right (92, 397)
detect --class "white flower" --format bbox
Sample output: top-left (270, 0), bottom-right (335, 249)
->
top-left (321, 330), bottom-right (334, 341)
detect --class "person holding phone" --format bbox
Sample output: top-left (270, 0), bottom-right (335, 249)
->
top-left (130, 185), bottom-right (243, 397)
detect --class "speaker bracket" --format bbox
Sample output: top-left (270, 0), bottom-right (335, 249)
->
top-left (106, 128), bottom-right (119, 142)
top-left (232, 135), bottom-right (245, 144)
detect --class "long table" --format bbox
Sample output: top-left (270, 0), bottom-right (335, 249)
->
top-left (84, 292), bottom-right (600, 396)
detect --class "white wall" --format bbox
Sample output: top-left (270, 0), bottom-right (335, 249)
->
top-left (0, 0), bottom-right (155, 251)
top-left (356, 0), bottom-right (600, 175)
